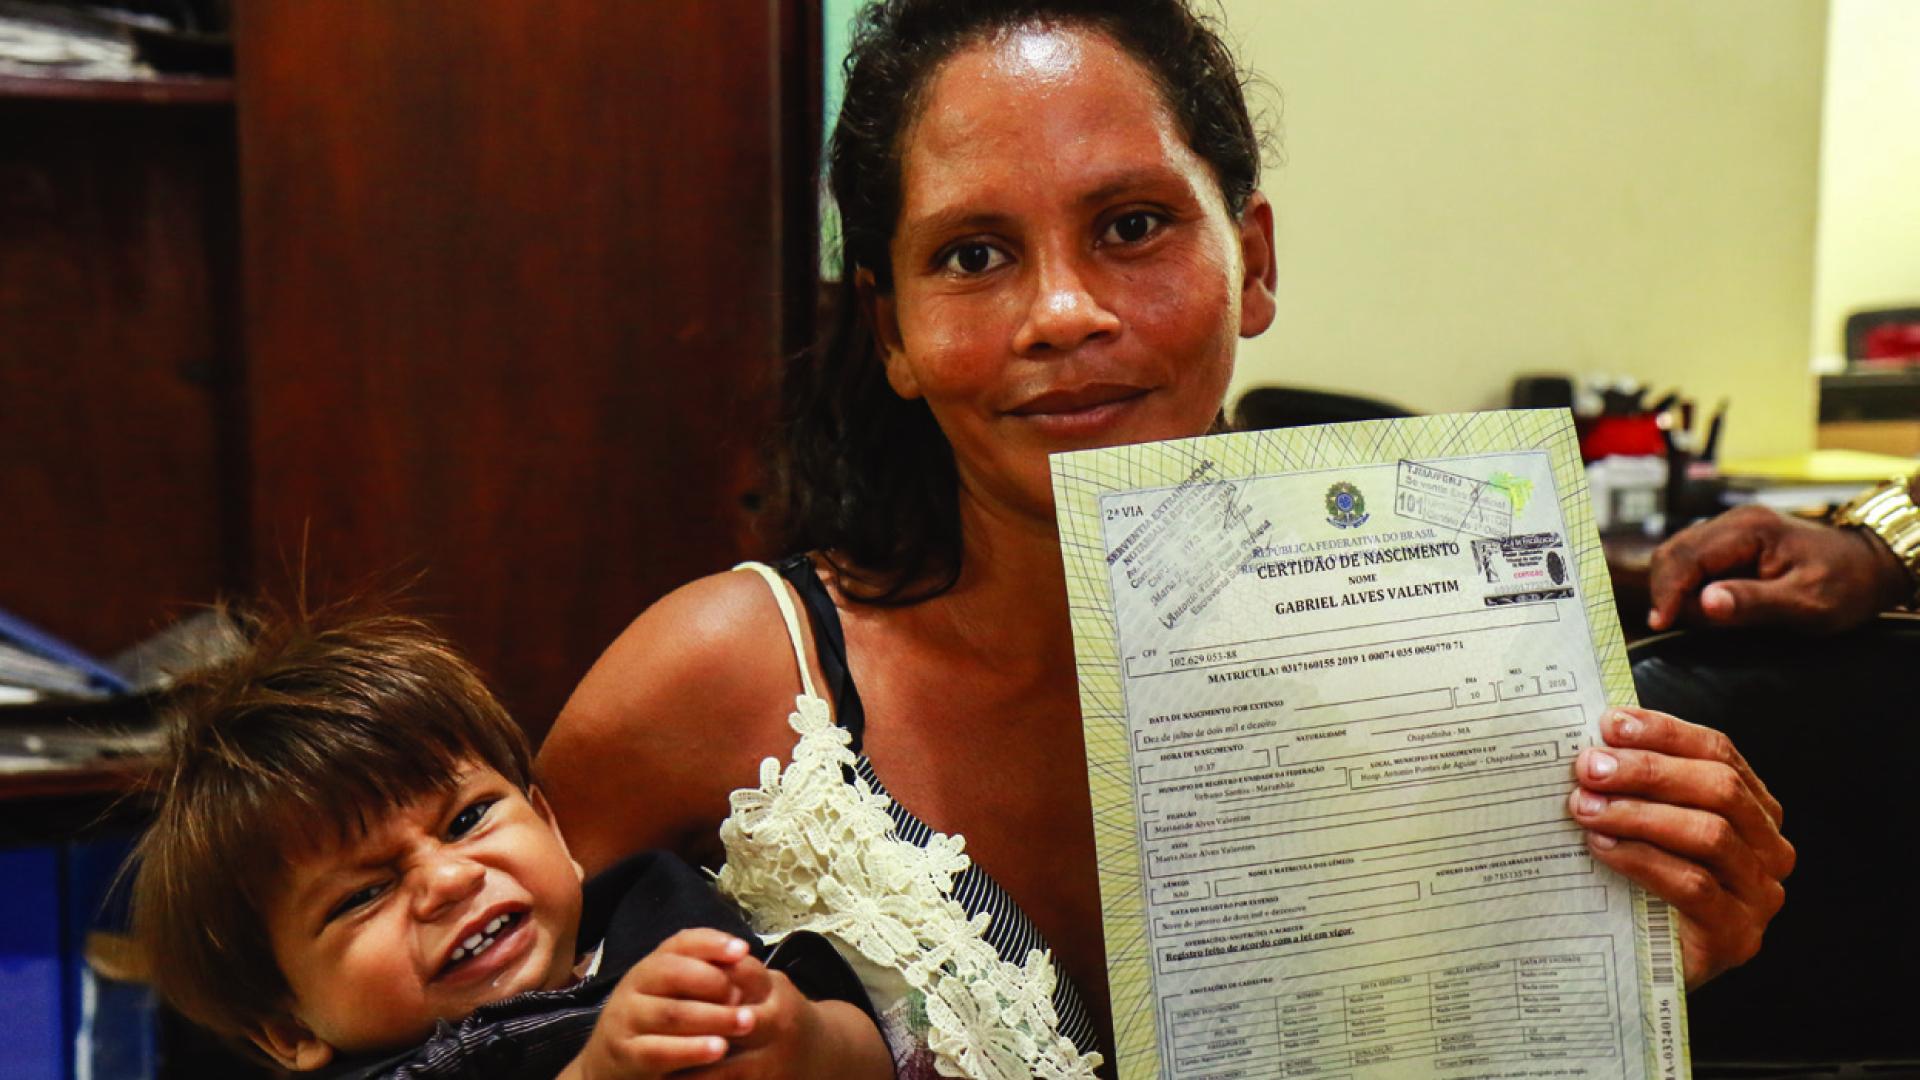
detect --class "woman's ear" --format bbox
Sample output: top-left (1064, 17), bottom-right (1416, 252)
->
top-left (528, 785), bottom-right (584, 885)
top-left (1236, 190), bottom-right (1278, 339)
top-left (857, 267), bottom-right (921, 400)
top-left (251, 1013), bottom-right (335, 1072)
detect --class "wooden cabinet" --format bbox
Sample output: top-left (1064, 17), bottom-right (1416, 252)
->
top-left (2, 1), bottom-right (820, 742)
top-left (0, 75), bottom-right (244, 669)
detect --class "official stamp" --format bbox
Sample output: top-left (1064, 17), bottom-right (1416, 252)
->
top-left (1395, 460), bottom-right (1515, 538)
top-left (1106, 461), bottom-right (1272, 631)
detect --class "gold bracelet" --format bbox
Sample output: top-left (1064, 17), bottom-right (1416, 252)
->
top-left (1829, 476), bottom-right (1920, 603)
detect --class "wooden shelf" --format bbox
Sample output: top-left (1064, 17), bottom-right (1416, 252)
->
top-left (0, 756), bottom-right (154, 804)
top-left (0, 71), bottom-right (232, 105)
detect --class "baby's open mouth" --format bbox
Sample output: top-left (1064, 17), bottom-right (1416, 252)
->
top-left (447, 911), bottom-right (523, 968)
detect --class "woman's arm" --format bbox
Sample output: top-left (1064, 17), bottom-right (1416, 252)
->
top-left (1567, 707), bottom-right (1795, 990)
top-left (538, 569), bottom-right (822, 876)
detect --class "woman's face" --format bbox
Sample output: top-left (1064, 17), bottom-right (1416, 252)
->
top-left (866, 22), bottom-right (1276, 527)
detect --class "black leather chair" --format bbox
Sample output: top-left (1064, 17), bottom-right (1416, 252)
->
top-left (1231, 386), bottom-right (1415, 430)
top-left (1631, 615), bottom-right (1920, 1078)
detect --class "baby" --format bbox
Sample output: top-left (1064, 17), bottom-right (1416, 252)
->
top-left (130, 599), bottom-right (891, 1080)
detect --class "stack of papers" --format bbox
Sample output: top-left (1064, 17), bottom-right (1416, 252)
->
top-left (0, 1), bottom-right (150, 80)
top-left (0, 607), bottom-right (238, 706)
top-left (0, 640), bottom-right (106, 704)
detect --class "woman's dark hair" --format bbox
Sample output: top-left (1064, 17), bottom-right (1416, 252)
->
top-left (774, 0), bottom-right (1264, 602)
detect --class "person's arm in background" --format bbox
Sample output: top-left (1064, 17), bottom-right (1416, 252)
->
top-left (1647, 476), bottom-right (1920, 633)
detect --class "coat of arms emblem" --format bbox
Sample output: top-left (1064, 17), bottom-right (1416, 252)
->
top-left (1325, 481), bottom-right (1369, 529)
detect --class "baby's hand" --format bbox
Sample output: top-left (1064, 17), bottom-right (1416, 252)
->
top-left (692, 955), bottom-right (893, 1080)
top-left (559, 928), bottom-right (755, 1080)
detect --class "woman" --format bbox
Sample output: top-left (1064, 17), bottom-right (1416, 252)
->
top-left (539, 2), bottom-right (1792, 1076)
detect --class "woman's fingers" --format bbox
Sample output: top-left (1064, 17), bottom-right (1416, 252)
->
top-left (1594, 708), bottom-right (1785, 836)
top-left (1570, 790), bottom-right (1788, 906)
top-left (1575, 831), bottom-right (1773, 985)
top-left (1575, 707), bottom-right (1793, 880)
top-left (1568, 707), bottom-right (1794, 988)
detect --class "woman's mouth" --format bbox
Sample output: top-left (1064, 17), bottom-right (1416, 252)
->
top-left (1007, 384), bottom-right (1151, 437)
top-left (1009, 384), bottom-right (1148, 417)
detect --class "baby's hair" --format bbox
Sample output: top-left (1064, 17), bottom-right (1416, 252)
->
top-left (129, 593), bottom-right (534, 1048)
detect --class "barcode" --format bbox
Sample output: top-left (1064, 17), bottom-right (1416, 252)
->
top-left (1646, 898), bottom-right (1676, 987)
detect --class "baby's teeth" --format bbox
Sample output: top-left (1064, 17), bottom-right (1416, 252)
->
top-left (486, 915), bottom-right (507, 934)
top-left (463, 931), bottom-right (485, 950)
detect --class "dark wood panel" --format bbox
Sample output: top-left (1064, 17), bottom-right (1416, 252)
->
top-left (235, 0), bottom-right (812, 738)
top-left (0, 99), bottom-right (242, 655)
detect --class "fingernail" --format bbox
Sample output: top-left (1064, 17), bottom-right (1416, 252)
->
top-left (1587, 750), bottom-right (1617, 779)
top-left (737, 1007), bottom-right (754, 1032)
top-left (1612, 712), bottom-right (1642, 739)
top-left (1575, 790), bottom-right (1607, 817)
top-left (725, 936), bottom-right (748, 958)
top-left (1588, 832), bottom-right (1618, 850)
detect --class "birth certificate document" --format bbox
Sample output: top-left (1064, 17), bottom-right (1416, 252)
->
top-left (1052, 410), bottom-right (1687, 1080)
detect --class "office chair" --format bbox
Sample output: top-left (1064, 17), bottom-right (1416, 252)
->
top-left (1632, 615), bottom-right (1920, 1078)
top-left (1231, 386), bottom-right (1415, 430)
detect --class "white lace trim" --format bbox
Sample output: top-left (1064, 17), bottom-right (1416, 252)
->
top-left (715, 691), bottom-right (1104, 1080)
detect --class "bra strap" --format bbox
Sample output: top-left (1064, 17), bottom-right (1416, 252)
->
top-left (735, 561), bottom-right (820, 701)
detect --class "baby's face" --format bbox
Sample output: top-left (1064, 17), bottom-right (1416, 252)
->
top-left (254, 762), bottom-right (585, 1069)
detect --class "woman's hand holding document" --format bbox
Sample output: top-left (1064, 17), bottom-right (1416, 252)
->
top-left (1053, 409), bottom-right (1788, 1080)
top-left (1568, 706), bottom-right (1791, 989)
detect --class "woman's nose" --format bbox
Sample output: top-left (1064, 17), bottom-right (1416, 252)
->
top-left (1013, 250), bottom-right (1120, 355)
top-left (410, 849), bottom-right (485, 920)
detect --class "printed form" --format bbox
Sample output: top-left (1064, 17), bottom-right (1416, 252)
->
top-left (1052, 412), bottom-right (1686, 1080)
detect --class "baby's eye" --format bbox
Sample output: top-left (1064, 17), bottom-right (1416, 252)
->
top-left (328, 882), bottom-right (387, 923)
top-left (1102, 211), bottom-right (1164, 246)
top-left (448, 799), bottom-right (496, 839)
top-left (939, 242), bottom-right (1009, 276)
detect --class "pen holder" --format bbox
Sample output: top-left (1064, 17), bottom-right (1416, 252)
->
top-left (1662, 449), bottom-right (1725, 536)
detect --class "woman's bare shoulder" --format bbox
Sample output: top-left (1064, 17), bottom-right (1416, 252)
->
top-left (536, 565), bottom-right (817, 874)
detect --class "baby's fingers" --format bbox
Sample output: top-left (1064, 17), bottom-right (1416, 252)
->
top-left (727, 954), bottom-right (774, 1009)
top-left (620, 932), bottom-right (753, 1004)
top-left (599, 1033), bottom-right (731, 1077)
top-left (653, 928), bottom-right (755, 965)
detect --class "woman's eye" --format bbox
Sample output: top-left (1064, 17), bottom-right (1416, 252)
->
top-left (1104, 211), bottom-right (1163, 245)
top-left (940, 242), bottom-right (1007, 276)
top-left (448, 800), bottom-right (495, 839)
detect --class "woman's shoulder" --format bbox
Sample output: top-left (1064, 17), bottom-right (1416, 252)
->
top-left (536, 563), bottom-right (824, 873)
top-left (578, 563), bottom-right (815, 701)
